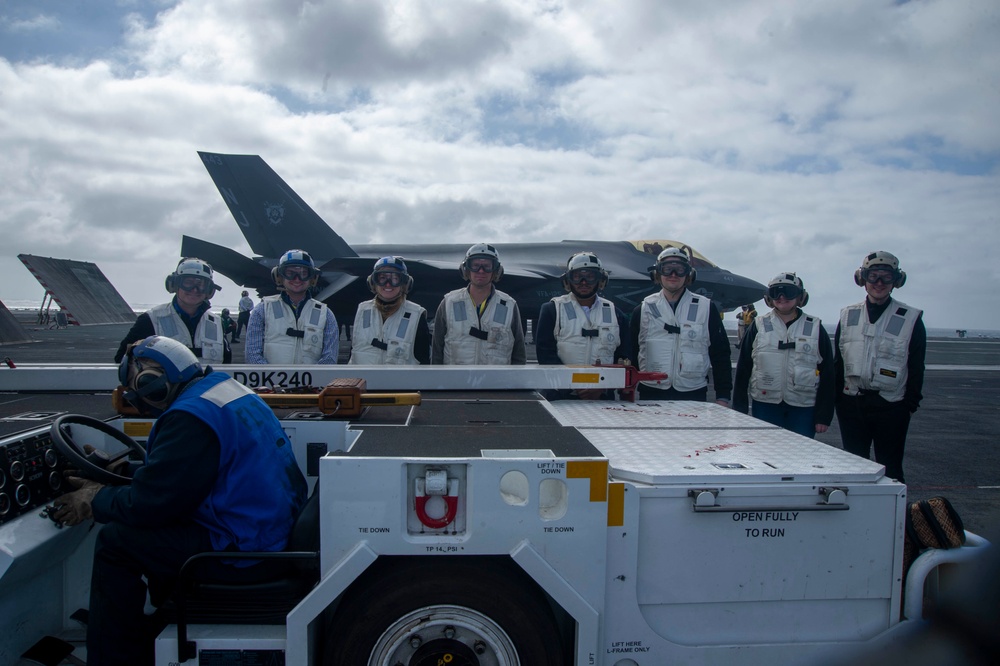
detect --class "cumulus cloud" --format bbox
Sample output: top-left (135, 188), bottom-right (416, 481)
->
top-left (0, 0), bottom-right (997, 328)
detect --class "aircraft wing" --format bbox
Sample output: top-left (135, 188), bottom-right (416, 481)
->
top-left (180, 236), bottom-right (276, 294)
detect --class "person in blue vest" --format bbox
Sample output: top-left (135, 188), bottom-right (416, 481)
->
top-left (536, 252), bottom-right (630, 399)
top-left (733, 272), bottom-right (834, 437)
top-left (835, 251), bottom-right (925, 482)
top-left (114, 257), bottom-right (231, 364)
top-left (52, 336), bottom-right (308, 666)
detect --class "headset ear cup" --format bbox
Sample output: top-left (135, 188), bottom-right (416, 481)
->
top-left (854, 269), bottom-right (865, 287)
top-left (271, 266), bottom-right (280, 284)
top-left (895, 271), bottom-right (906, 288)
top-left (165, 274), bottom-right (177, 293)
top-left (406, 275), bottom-right (414, 292)
top-left (800, 291), bottom-right (809, 307)
top-left (764, 296), bottom-right (774, 308)
top-left (367, 275), bottom-right (376, 294)
top-left (493, 265), bottom-right (504, 282)
top-left (135, 369), bottom-right (170, 403)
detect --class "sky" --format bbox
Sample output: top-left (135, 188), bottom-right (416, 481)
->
top-left (1, 0), bottom-right (998, 330)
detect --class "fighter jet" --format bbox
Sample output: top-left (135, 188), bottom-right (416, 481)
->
top-left (184, 152), bottom-right (765, 326)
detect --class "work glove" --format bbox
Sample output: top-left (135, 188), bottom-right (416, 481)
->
top-left (52, 477), bottom-right (104, 527)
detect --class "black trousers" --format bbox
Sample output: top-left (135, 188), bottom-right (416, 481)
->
top-left (836, 394), bottom-right (912, 483)
top-left (235, 310), bottom-right (250, 338)
top-left (87, 522), bottom-right (218, 666)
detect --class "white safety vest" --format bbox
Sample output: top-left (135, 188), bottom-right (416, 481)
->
top-left (749, 310), bottom-right (823, 407)
top-left (148, 302), bottom-right (225, 363)
top-left (839, 298), bottom-right (921, 403)
top-left (349, 299), bottom-right (425, 365)
top-left (261, 295), bottom-right (330, 364)
top-left (441, 288), bottom-right (517, 365)
top-left (637, 290), bottom-right (712, 391)
top-left (551, 293), bottom-right (620, 365)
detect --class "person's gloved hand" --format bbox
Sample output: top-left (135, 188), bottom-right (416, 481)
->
top-left (52, 477), bottom-right (104, 526)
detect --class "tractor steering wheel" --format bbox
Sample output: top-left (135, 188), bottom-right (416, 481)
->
top-left (50, 414), bottom-right (146, 485)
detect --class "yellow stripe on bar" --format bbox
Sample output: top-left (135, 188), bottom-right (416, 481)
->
top-left (122, 421), bottom-right (153, 438)
top-left (566, 460), bottom-right (608, 502)
top-left (607, 482), bottom-right (625, 527)
top-left (571, 372), bottom-right (602, 384)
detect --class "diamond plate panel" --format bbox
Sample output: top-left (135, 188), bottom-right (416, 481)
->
top-left (542, 400), bottom-right (782, 430)
top-left (581, 427), bottom-right (885, 485)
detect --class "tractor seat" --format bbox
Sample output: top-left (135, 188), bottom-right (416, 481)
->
top-left (159, 484), bottom-right (321, 661)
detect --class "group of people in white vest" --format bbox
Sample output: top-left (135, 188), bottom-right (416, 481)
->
top-left (122, 246), bottom-right (924, 483)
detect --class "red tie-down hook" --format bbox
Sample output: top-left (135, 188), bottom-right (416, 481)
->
top-left (414, 470), bottom-right (459, 529)
top-left (593, 362), bottom-right (667, 402)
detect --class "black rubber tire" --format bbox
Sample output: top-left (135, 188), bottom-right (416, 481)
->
top-left (324, 556), bottom-right (567, 666)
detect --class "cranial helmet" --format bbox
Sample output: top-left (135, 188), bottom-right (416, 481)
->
top-left (118, 336), bottom-right (202, 413)
top-left (562, 252), bottom-right (609, 292)
top-left (272, 249), bottom-right (321, 288)
top-left (648, 246), bottom-right (696, 284)
top-left (165, 257), bottom-right (221, 296)
top-left (367, 256), bottom-right (413, 294)
top-left (764, 272), bottom-right (809, 308)
top-left (854, 250), bottom-right (906, 288)
top-left (460, 243), bottom-right (504, 282)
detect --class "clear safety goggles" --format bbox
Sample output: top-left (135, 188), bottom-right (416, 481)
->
top-left (864, 270), bottom-right (897, 286)
top-left (656, 262), bottom-right (691, 278)
top-left (568, 269), bottom-right (601, 285)
top-left (373, 271), bottom-right (404, 287)
top-left (178, 277), bottom-right (210, 294)
top-left (768, 284), bottom-right (802, 301)
top-left (468, 261), bottom-right (495, 274)
top-left (280, 267), bottom-right (311, 281)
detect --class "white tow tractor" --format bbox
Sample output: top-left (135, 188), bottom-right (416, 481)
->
top-left (0, 365), bottom-right (991, 666)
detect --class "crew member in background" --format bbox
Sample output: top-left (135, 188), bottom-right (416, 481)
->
top-left (53, 336), bottom-right (307, 665)
top-left (350, 256), bottom-right (430, 365)
top-left (835, 251), bottom-right (925, 483)
top-left (114, 257), bottom-right (230, 364)
top-left (536, 252), bottom-right (630, 399)
top-left (220, 308), bottom-right (236, 343)
top-left (737, 303), bottom-right (757, 348)
top-left (733, 273), bottom-right (834, 437)
top-left (629, 247), bottom-right (732, 404)
top-left (432, 243), bottom-right (526, 365)
top-left (245, 249), bottom-right (340, 364)
top-left (234, 290), bottom-right (254, 342)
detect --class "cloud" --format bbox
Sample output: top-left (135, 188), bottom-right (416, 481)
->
top-left (0, 0), bottom-right (997, 329)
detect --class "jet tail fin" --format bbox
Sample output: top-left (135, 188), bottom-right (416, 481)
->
top-left (198, 151), bottom-right (358, 259)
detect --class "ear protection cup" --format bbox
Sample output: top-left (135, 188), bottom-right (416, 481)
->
top-left (165, 275), bottom-right (177, 293)
top-left (854, 269), bottom-right (865, 287)
top-left (134, 368), bottom-right (171, 403)
top-left (895, 271), bottom-right (906, 288)
top-left (800, 290), bottom-right (809, 307)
